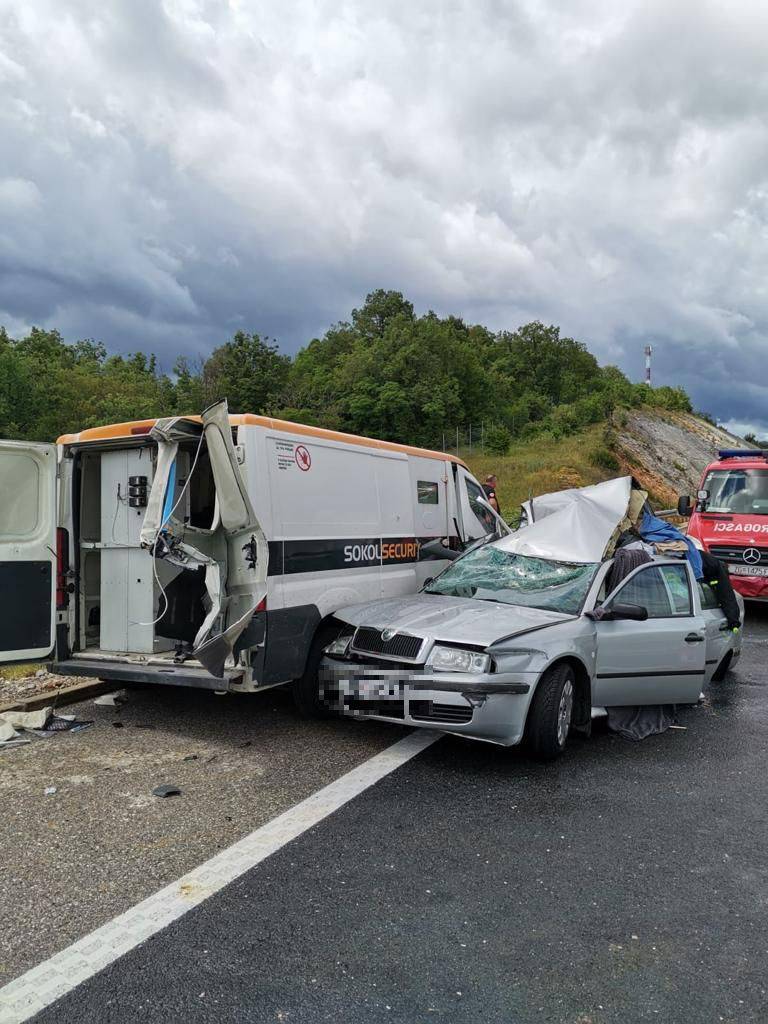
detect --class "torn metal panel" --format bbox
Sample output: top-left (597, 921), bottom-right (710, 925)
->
top-left (499, 477), bottom-right (635, 564)
top-left (201, 400), bottom-right (259, 533)
top-left (194, 601), bottom-right (260, 679)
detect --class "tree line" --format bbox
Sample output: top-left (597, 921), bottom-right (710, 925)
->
top-left (0, 290), bottom-right (694, 451)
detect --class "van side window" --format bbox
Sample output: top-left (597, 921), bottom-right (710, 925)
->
top-left (417, 481), bottom-right (439, 505)
top-left (465, 478), bottom-right (496, 536)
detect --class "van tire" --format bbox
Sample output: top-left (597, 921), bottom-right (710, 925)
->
top-left (525, 662), bottom-right (575, 761)
top-left (292, 625), bottom-right (339, 717)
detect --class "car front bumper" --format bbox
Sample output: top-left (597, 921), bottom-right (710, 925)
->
top-left (319, 656), bottom-right (539, 746)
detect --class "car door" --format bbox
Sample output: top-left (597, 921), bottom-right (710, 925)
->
top-left (593, 563), bottom-right (706, 705)
top-left (0, 440), bottom-right (58, 664)
top-left (697, 580), bottom-right (730, 682)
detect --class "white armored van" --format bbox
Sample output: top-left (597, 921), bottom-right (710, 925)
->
top-left (0, 402), bottom-right (503, 709)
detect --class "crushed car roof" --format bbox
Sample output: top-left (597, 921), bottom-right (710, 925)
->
top-left (496, 477), bottom-right (643, 564)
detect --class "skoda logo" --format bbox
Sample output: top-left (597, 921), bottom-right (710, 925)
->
top-left (743, 548), bottom-right (761, 565)
top-left (381, 629), bottom-right (395, 642)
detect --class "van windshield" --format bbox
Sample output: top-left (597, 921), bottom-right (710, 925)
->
top-left (703, 469), bottom-right (768, 515)
top-left (424, 544), bottom-right (597, 614)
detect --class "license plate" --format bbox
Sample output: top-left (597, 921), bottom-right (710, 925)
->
top-left (729, 564), bottom-right (768, 577)
top-left (352, 680), bottom-right (404, 700)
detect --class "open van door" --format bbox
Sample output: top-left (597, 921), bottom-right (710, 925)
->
top-left (0, 440), bottom-right (58, 664)
top-left (455, 466), bottom-right (498, 544)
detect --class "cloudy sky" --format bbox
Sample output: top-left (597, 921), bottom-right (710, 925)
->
top-left (1, 0), bottom-right (767, 434)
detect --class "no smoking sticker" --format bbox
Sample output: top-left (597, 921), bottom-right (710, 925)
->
top-left (295, 445), bottom-right (311, 471)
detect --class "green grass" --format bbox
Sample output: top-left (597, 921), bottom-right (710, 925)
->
top-left (465, 424), bottom-right (610, 521)
top-left (0, 663), bottom-right (40, 680)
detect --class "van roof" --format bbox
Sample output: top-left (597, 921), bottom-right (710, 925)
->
top-left (57, 413), bottom-right (470, 468)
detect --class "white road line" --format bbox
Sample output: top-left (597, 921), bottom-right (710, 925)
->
top-left (0, 729), bottom-right (440, 1024)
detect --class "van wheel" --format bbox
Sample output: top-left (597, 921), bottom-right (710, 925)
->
top-left (526, 662), bottom-right (575, 761)
top-left (292, 626), bottom-right (339, 717)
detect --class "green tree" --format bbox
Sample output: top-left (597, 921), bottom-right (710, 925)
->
top-left (202, 331), bottom-right (291, 413)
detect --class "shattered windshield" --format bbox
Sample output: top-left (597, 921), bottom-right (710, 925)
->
top-left (424, 544), bottom-right (597, 614)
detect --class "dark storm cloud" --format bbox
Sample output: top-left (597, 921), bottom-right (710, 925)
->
top-left (1, 0), bottom-right (767, 432)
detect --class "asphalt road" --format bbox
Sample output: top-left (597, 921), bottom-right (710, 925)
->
top-left (11, 602), bottom-right (765, 1024)
top-left (0, 685), bottom-right (402, 986)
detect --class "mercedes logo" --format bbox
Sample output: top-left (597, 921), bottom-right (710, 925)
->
top-left (381, 629), bottom-right (395, 642)
top-left (743, 548), bottom-right (761, 565)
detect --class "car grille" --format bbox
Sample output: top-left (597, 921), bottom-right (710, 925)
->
top-left (351, 627), bottom-right (424, 661)
top-left (409, 700), bottom-right (473, 725)
top-left (709, 545), bottom-right (768, 565)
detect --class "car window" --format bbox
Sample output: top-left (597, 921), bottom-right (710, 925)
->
top-left (610, 566), bottom-right (673, 618)
top-left (658, 564), bottom-right (692, 615)
top-left (698, 580), bottom-right (720, 611)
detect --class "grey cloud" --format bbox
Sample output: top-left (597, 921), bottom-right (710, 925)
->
top-left (0, 0), bottom-right (767, 428)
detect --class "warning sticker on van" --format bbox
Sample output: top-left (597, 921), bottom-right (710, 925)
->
top-left (275, 441), bottom-right (298, 471)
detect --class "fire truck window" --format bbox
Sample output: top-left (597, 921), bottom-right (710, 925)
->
top-left (703, 469), bottom-right (768, 514)
top-left (417, 481), bottom-right (439, 505)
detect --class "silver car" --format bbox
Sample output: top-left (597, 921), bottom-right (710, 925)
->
top-left (319, 545), bottom-right (742, 759)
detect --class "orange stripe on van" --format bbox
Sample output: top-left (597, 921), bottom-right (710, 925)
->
top-left (57, 414), bottom-right (469, 468)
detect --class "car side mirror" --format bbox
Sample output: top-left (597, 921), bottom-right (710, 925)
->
top-left (606, 602), bottom-right (649, 622)
top-left (677, 494), bottom-right (692, 517)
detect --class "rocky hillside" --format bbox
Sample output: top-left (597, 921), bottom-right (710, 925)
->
top-left (612, 409), bottom-right (747, 507)
top-left (467, 407), bottom-right (748, 516)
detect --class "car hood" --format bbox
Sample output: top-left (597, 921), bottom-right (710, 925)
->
top-left (335, 594), bottom-right (575, 649)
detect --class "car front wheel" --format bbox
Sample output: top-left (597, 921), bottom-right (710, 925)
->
top-left (526, 662), bottom-right (575, 760)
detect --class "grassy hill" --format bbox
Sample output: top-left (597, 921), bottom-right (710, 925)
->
top-left (465, 407), bottom-right (746, 521)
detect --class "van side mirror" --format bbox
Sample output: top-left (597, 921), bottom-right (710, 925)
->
top-left (605, 602), bottom-right (649, 622)
top-left (677, 495), bottom-right (692, 517)
top-left (420, 538), bottom-right (460, 561)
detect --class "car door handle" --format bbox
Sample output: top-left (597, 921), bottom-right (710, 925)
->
top-left (684, 633), bottom-right (704, 643)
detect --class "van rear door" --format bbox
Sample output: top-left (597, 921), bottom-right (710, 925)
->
top-left (0, 440), bottom-right (58, 664)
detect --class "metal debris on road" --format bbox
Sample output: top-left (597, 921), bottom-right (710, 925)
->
top-left (152, 784), bottom-right (183, 798)
top-left (93, 690), bottom-right (128, 707)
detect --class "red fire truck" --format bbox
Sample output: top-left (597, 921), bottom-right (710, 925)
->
top-left (678, 449), bottom-right (768, 602)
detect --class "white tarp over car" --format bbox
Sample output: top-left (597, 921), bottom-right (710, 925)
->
top-left (496, 476), bottom-right (635, 564)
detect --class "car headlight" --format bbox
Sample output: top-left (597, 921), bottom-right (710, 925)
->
top-left (427, 645), bottom-right (491, 673)
top-left (325, 634), bottom-right (352, 656)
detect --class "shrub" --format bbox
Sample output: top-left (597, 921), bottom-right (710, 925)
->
top-left (485, 423), bottom-right (512, 456)
top-left (590, 446), bottom-right (620, 473)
